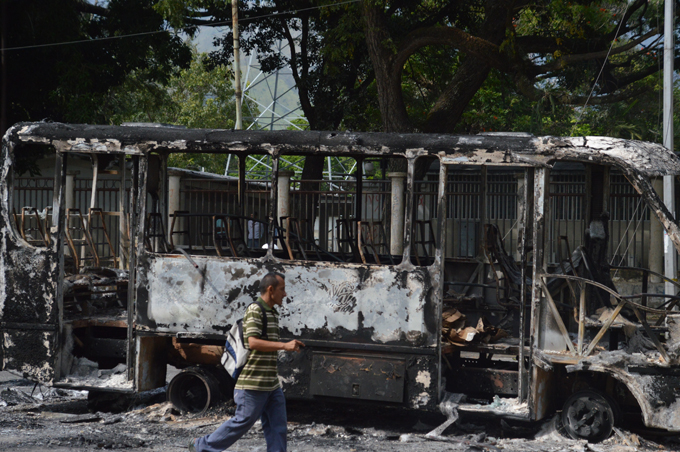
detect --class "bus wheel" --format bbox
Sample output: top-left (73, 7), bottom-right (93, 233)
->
top-left (560, 389), bottom-right (615, 443)
top-left (167, 366), bottom-right (231, 415)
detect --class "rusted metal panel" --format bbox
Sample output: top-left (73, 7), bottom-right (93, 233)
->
top-left (309, 353), bottom-right (406, 403)
top-left (531, 365), bottom-right (555, 421)
top-left (404, 354), bottom-right (439, 410)
top-left (135, 336), bottom-right (167, 392)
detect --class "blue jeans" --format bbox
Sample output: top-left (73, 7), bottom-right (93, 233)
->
top-left (195, 388), bottom-right (287, 452)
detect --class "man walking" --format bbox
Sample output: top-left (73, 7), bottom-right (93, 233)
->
top-left (190, 272), bottom-right (304, 452)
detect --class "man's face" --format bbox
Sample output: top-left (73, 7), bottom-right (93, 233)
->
top-left (269, 276), bottom-right (286, 306)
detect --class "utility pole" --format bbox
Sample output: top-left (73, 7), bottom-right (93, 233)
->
top-left (1, 0), bottom-right (7, 137)
top-left (664, 0), bottom-right (677, 296)
top-left (232, 0), bottom-right (243, 130)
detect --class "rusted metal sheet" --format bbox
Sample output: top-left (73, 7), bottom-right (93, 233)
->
top-left (531, 365), bottom-right (555, 421)
top-left (309, 353), bottom-right (406, 403)
top-left (135, 336), bottom-right (167, 392)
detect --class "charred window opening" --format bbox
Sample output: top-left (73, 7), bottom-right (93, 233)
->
top-left (10, 142), bottom-right (56, 248)
top-left (410, 156), bottom-right (440, 267)
top-left (274, 154), bottom-right (404, 265)
top-left (54, 151), bottom-right (134, 383)
top-left (159, 151), bottom-right (272, 258)
top-left (58, 153), bottom-right (132, 273)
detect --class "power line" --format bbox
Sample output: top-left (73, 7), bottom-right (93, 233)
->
top-left (1, 0), bottom-right (361, 52)
top-left (573, 2), bottom-right (632, 126)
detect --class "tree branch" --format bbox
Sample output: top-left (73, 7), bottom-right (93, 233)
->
top-left (393, 26), bottom-right (505, 71)
top-left (535, 27), bottom-right (660, 74)
top-left (514, 72), bottom-right (651, 106)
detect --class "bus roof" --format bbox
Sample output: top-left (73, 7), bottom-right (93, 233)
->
top-left (6, 122), bottom-right (680, 177)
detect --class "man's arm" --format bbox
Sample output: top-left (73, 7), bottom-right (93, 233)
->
top-left (248, 336), bottom-right (304, 352)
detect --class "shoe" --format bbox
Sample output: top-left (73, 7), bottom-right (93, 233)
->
top-left (188, 438), bottom-right (197, 452)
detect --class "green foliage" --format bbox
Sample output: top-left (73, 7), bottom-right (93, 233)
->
top-left (155, 0), bottom-right (374, 132)
top-left (109, 51), bottom-right (259, 174)
top-left (3, 0), bottom-right (192, 130)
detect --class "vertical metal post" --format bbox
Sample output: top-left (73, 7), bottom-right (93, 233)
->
top-left (388, 172), bottom-right (407, 256)
top-left (168, 174), bottom-right (181, 245)
top-left (518, 168), bottom-right (532, 401)
top-left (355, 158), bottom-right (363, 222)
top-left (232, 0), bottom-right (243, 130)
top-left (270, 40), bottom-right (282, 130)
top-left (119, 157), bottom-right (128, 269)
top-left (479, 166), bottom-right (488, 259)
top-left (277, 171), bottom-right (294, 224)
top-left (239, 155), bottom-right (246, 217)
top-left (664, 0), bottom-right (677, 296)
top-left (0, 0), bottom-right (7, 136)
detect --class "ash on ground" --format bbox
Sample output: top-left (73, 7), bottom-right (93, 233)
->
top-left (2, 371), bottom-right (680, 452)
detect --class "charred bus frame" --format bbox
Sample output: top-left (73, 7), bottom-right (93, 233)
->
top-left (3, 122), bottom-right (680, 441)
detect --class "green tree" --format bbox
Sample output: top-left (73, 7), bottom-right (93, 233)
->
top-left (110, 51), bottom-right (259, 174)
top-left (1, 0), bottom-right (192, 133)
top-left (154, 0), bottom-right (377, 183)
top-left (361, 0), bottom-right (674, 134)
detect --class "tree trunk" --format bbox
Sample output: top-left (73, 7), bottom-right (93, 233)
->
top-left (362, 1), bottom-right (412, 132)
top-left (423, 58), bottom-right (491, 133)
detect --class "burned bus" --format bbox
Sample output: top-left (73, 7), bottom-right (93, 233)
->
top-left (3, 122), bottom-right (680, 442)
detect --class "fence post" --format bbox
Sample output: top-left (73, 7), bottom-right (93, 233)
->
top-left (65, 172), bottom-right (76, 212)
top-left (388, 172), bottom-right (407, 256)
top-left (277, 171), bottom-right (294, 225)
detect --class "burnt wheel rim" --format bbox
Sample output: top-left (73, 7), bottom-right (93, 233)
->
top-left (561, 390), bottom-right (614, 443)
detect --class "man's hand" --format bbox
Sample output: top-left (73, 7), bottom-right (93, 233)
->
top-left (248, 336), bottom-right (305, 352)
top-left (283, 340), bottom-right (305, 352)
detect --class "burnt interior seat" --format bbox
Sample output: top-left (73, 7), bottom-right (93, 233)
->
top-left (20, 206), bottom-right (49, 246)
top-left (213, 215), bottom-right (250, 258)
top-left (145, 212), bottom-right (170, 253)
top-left (280, 216), bottom-right (307, 260)
top-left (484, 223), bottom-right (583, 307)
top-left (276, 217), bottom-right (342, 262)
top-left (357, 221), bottom-right (380, 264)
top-left (358, 220), bottom-right (395, 265)
top-left (88, 208), bottom-right (118, 268)
top-left (412, 220), bottom-right (436, 266)
top-left (66, 208), bottom-right (100, 269)
top-left (169, 210), bottom-right (191, 252)
top-left (336, 218), bottom-right (361, 262)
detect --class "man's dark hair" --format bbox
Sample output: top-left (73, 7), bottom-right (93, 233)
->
top-left (260, 272), bottom-right (284, 294)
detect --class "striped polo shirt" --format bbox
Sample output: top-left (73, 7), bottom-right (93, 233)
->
top-left (234, 298), bottom-right (280, 391)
